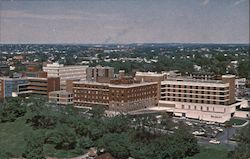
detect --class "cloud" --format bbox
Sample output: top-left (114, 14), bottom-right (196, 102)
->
top-left (233, 0), bottom-right (246, 6)
top-left (1, 10), bottom-right (86, 21)
top-left (201, 0), bottom-right (210, 6)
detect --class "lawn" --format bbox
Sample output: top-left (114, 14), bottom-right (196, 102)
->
top-left (0, 116), bottom-right (32, 158)
top-left (185, 144), bottom-right (230, 159)
top-left (224, 118), bottom-right (248, 126)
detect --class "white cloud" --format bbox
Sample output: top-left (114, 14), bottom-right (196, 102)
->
top-left (201, 0), bottom-right (210, 6)
top-left (2, 10), bottom-right (84, 21)
top-left (233, 0), bottom-right (246, 6)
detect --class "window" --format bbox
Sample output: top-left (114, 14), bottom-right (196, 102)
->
top-left (182, 105), bottom-right (184, 109)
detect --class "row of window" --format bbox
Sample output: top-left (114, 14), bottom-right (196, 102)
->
top-left (161, 90), bottom-right (227, 95)
top-left (160, 97), bottom-right (226, 105)
top-left (162, 85), bottom-right (227, 90)
top-left (164, 93), bottom-right (227, 99)
top-left (181, 104), bottom-right (226, 112)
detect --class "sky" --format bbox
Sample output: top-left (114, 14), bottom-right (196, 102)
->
top-left (0, 0), bottom-right (249, 44)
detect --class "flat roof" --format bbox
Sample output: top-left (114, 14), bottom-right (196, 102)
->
top-left (161, 80), bottom-right (229, 87)
top-left (135, 72), bottom-right (166, 77)
top-left (49, 90), bottom-right (73, 95)
top-left (74, 80), bottom-right (158, 88)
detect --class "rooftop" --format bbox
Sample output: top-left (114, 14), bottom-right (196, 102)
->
top-left (74, 80), bottom-right (158, 88)
top-left (49, 90), bottom-right (73, 95)
top-left (165, 77), bottom-right (224, 84)
top-left (135, 71), bottom-right (166, 77)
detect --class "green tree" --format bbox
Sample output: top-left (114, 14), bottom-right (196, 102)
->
top-left (89, 105), bottom-right (105, 118)
top-left (45, 124), bottom-right (77, 150)
top-left (23, 131), bottom-right (45, 159)
top-left (97, 133), bottom-right (131, 159)
top-left (229, 124), bottom-right (250, 159)
top-left (75, 136), bottom-right (94, 153)
top-left (0, 97), bottom-right (27, 122)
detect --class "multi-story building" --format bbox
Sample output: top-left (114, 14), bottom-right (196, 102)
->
top-left (235, 78), bottom-right (246, 96)
top-left (43, 63), bottom-right (88, 89)
top-left (189, 72), bottom-right (220, 80)
top-left (86, 66), bottom-right (114, 83)
top-left (135, 71), bottom-right (167, 103)
top-left (0, 63), bottom-right (9, 76)
top-left (73, 77), bottom-right (158, 112)
top-left (0, 77), bottom-right (28, 98)
top-left (18, 77), bottom-right (60, 96)
top-left (159, 75), bottom-right (243, 123)
top-left (49, 90), bottom-right (74, 105)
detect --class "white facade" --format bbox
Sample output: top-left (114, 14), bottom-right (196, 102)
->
top-left (43, 63), bottom-right (88, 89)
top-left (158, 76), bottom-right (248, 123)
top-left (158, 100), bottom-right (241, 123)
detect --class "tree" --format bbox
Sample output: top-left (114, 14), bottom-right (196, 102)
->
top-left (23, 131), bottom-right (45, 159)
top-left (97, 133), bottom-right (131, 159)
top-left (89, 105), bottom-right (105, 118)
top-left (45, 124), bottom-right (77, 150)
top-left (104, 115), bottom-right (129, 133)
top-left (75, 136), bottom-right (94, 153)
top-left (229, 124), bottom-right (250, 159)
top-left (0, 97), bottom-right (27, 122)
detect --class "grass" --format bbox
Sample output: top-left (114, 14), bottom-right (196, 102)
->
top-left (0, 116), bottom-right (32, 158)
top-left (185, 144), bottom-right (230, 159)
top-left (224, 118), bottom-right (248, 126)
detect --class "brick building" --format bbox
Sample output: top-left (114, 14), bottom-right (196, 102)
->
top-left (73, 77), bottom-right (158, 112)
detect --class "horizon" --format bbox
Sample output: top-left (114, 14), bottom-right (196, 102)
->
top-left (0, 0), bottom-right (249, 44)
top-left (0, 42), bottom-right (249, 45)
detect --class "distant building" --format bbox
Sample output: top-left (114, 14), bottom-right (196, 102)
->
top-left (49, 90), bottom-right (73, 105)
top-left (0, 64), bottom-right (9, 76)
top-left (86, 66), bottom-right (114, 83)
top-left (43, 62), bottom-right (88, 90)
top-left (235, 78), bottom-right (246, 90)
top-left (18, 77), bottom-right (60, 96)
top-left (190, 72), bottom-right (219, 80)
top-left (159, 75), bottom-right (246, 123)
top-left (235, 78), bottom-right (247, 97)
top-left (0, 77), bottom-right (28, 98)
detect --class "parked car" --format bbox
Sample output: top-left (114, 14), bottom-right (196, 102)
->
top-left (209, 139), bottom-right (220, 144)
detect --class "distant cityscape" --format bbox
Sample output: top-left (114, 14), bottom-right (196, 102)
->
top-left (0, 44), bottom-right (250, 159)
top-left (0, 43), bottom-right (249, 122)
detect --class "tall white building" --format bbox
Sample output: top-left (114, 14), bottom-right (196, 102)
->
top-left (43, 63), bottom-right (88, 90)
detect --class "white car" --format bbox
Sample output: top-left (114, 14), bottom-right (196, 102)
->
top-left (216, 127), bottom-right (223, 132)
top-left (192, 131), bottom-right (205, 136)
top-left (209, 139), bottom-right (220, 144)
top-left (186, 121), bottom-right (193, 126)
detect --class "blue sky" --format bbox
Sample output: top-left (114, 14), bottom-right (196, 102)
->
top-left (0, 0), bottom-right (249, 44)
